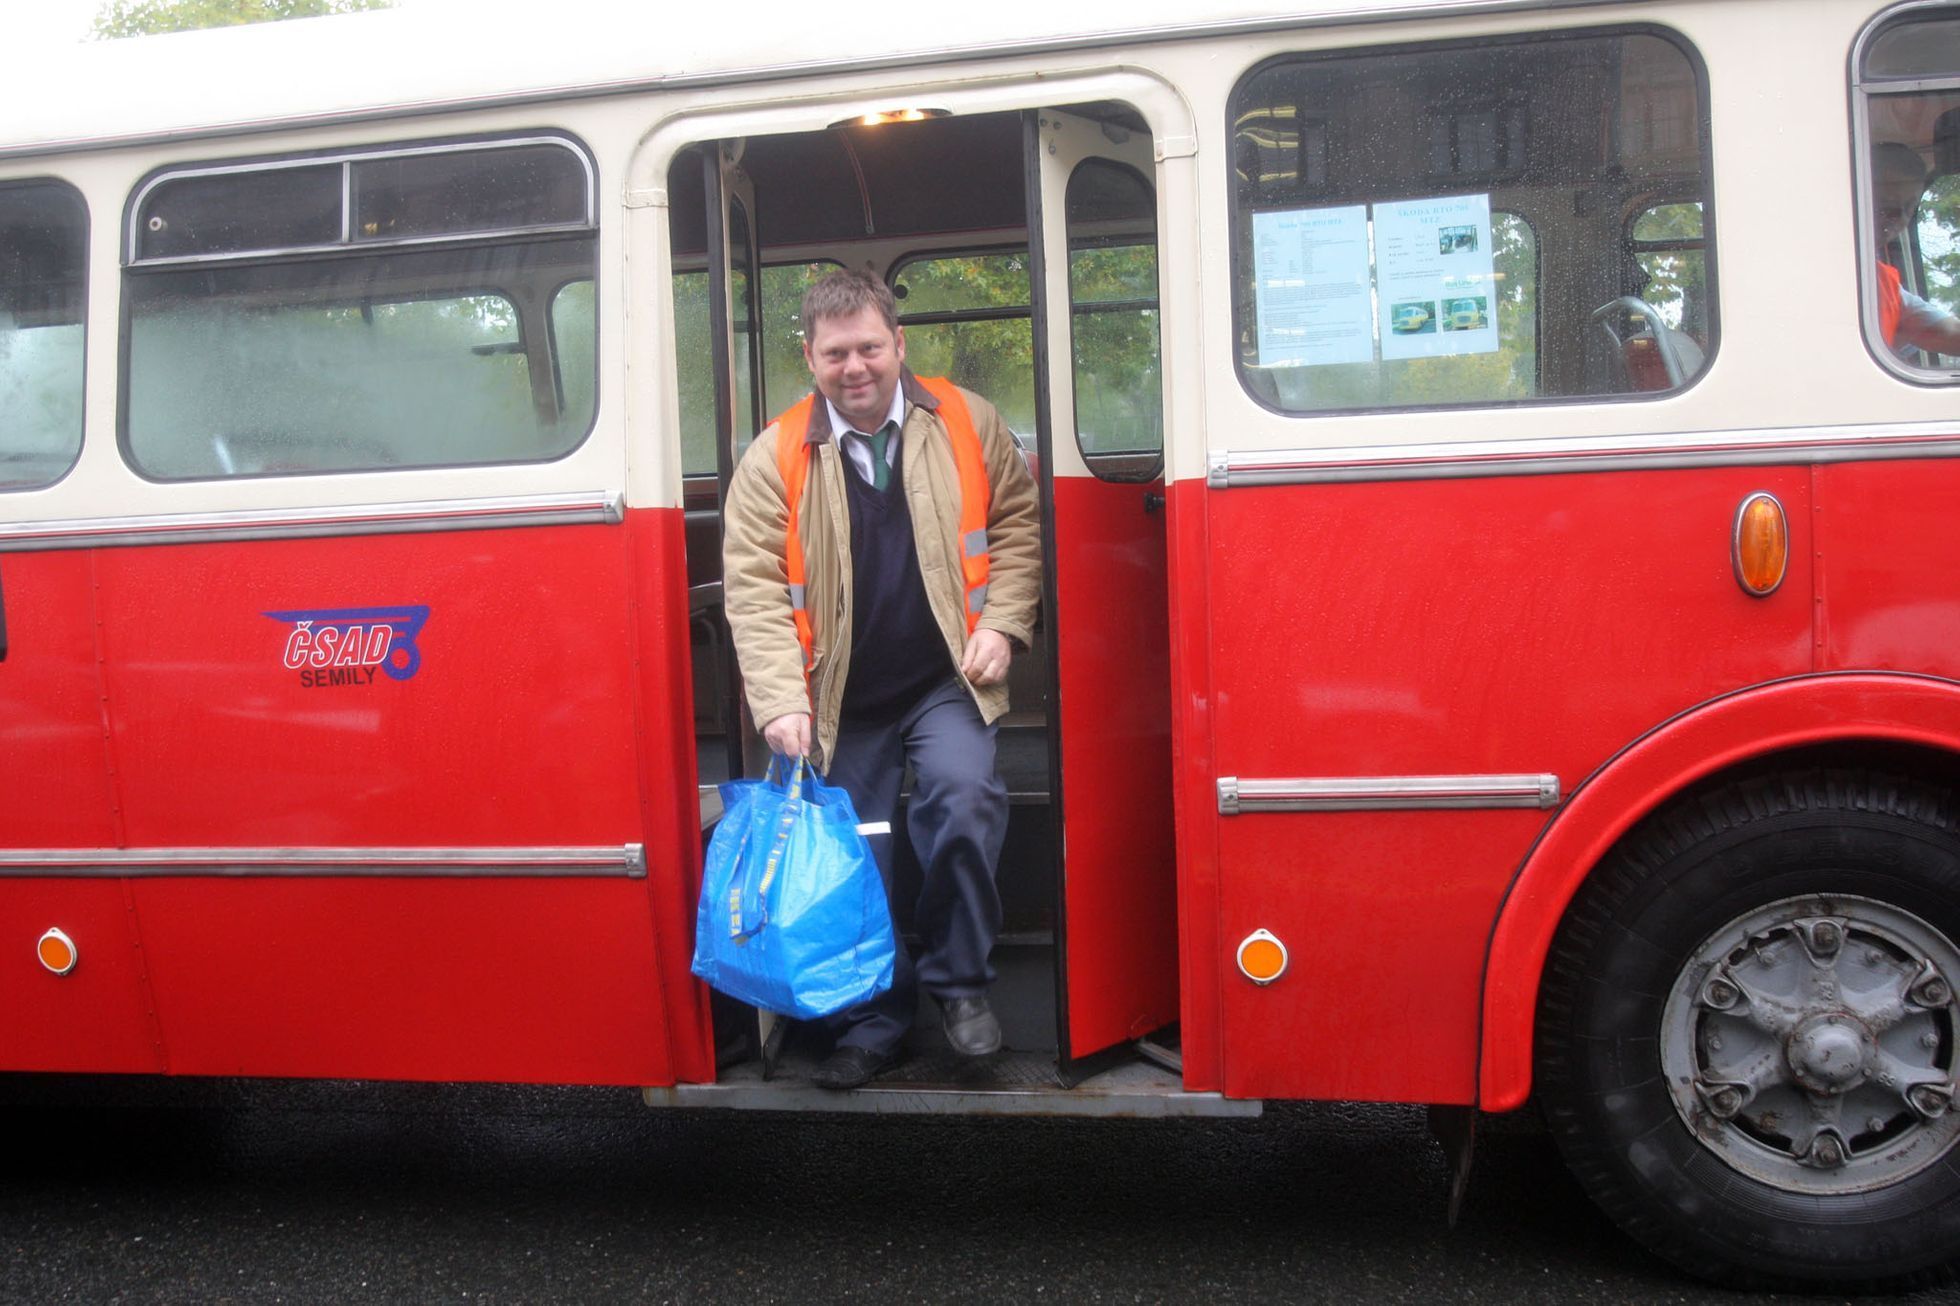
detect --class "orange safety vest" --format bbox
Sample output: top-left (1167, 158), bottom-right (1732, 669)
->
top-left (1879, 262), bottom-right (1903, 347)
top-left (773, 377), bottom-right (992, 674)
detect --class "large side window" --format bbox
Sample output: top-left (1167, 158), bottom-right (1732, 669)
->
top-left (122, 137), bottom-right (598, 480)
top-left (0, 180), bottom-right (86, 490)
top-left (1856, 6), bottom-right (1960, 375)
top-left (1230, 28), bottom-right (1712, 415)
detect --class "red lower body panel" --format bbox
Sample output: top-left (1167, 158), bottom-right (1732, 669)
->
top-left (1194, 467), bottom-right (1816, 1103)
top-left (0, 508), bottom-right (712, 1087)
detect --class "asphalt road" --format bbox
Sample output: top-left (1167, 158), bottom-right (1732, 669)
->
top-left (4, 1076), bottom-right (1959, 1304)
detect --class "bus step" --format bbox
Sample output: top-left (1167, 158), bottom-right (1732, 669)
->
top-left (644, 1050), bottom-right (1260, 1118)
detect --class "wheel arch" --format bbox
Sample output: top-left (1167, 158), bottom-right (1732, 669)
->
top-left (1478, 672), bottom-right (1960, 1110)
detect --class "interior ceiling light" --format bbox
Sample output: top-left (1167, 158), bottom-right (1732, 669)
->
top-left (832, 108), bottom-right (952, 128)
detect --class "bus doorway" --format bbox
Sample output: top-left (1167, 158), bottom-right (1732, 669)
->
top-left (663, 99), bottom-right (1190, 1105)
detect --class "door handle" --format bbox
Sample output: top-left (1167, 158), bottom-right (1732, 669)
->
top-left (1143, 491), bottom-right (1165, 515)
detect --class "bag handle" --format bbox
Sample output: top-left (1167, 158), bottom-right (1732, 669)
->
top-left (728, 755), bottom-right (806, 942)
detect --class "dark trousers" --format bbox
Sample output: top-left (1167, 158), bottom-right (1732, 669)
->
top-left (823, 676), bottom-right (1008, 1055)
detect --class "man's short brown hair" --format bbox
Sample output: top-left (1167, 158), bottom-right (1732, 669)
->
top-left (801, 268), bottom-right (899, 338)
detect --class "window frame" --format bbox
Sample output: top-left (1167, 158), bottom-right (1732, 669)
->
top-left (1852, 0), bottom-right (1960, 385)
top-left (1225, 22), bottom-right (1718, 420)
top-left (116, 131), bottom-right (601, 483)
top-left (0, 176), bottom-right (89, 494)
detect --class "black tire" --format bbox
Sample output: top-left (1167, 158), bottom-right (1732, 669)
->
top-left (1537, 769), bottom-right (1960, 1291)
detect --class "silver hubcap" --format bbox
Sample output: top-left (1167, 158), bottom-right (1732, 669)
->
top-left (1661, 895), bottom-right (1960, 1193)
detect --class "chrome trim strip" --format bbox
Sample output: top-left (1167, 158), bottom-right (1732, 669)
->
top-left (1209, 425), bottom-right (1960, 488)
top-left (0, 490), bottom-right (624, 553)
top-left (1218, 774), bottom-right (1559, 813)
top-left (0, 844), bottom-right (647, 878)
top-left (3, 0), bottom-right (1624, 164)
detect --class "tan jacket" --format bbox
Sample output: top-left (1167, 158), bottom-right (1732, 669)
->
top-left (722, 371), bottom-right (1042, 771)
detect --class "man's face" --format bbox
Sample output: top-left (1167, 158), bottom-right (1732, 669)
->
top-left (803, 305), bottom-right (905, 432)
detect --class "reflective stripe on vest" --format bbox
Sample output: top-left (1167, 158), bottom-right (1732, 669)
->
top-left (771, 378), bottom-right (993, 676)
top-left (1879, 262), bottom-right (1903, 348)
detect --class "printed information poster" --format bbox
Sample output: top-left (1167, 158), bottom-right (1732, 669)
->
top-left (1373, 193), bottom-right (1499, 361)
top-left (1252, 205), bottom-right (1373, 367)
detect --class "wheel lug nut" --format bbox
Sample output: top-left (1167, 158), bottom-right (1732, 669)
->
top-left (1923, 1031), bottom-right (1940, 1050)
top-left (1807, 1133), bottom-right (1848, 1168)
top-left (1706, 1086), bottom-right (1743, 1119)
top-left (1811, 921), bottom-right (1842, 953)
top-left (1907, 1085), bottom-right (1952, 1119)
top-left (1704, 978), bottom-right (1739, 1009)
top-left (1867, 1115), bottom-right (1887, 1134)
top-left (1914, 978), bottom-right (1952, 1008)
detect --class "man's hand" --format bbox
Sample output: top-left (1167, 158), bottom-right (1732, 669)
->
top-left (960, 628), bottom-right (1013, 687)
top-left (762, 712), bottom-right (812, 758)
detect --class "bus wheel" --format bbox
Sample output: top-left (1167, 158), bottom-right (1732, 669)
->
top-left (1536, 770), bottom-right (1960, 1290)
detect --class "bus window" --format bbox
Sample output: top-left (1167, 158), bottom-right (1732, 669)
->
top-left (759, 261), bottom-right (839, 417)
top-left (122, 137), bottom-right (598, 480)
top-left (1857, 7), bottom-right (1960, 373)
top-left (0, 180), bottom-right (85, 491)
top-left (1230, 27), bottom-right (1711, 413)
top-left (549, 279), bottom-right (596, 426)
top-left (1629, 201), bottom-right (1707, 343)
top-left (1066, 157), bottom-right (1162, 476)
top-left (891, 250), bottom-right (1037, 436)
top-left (672, 265), bottom-right (752, 476)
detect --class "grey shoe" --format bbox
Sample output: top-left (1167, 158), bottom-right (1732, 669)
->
top-left (940, 994), bottom-right (1002, 1057)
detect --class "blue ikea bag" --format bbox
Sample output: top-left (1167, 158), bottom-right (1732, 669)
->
top-left (690, 756), bottom-right (897, 1019)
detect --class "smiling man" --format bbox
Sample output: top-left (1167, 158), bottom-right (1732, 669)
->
top-left (721, 268), bottom-right (1042, 1090)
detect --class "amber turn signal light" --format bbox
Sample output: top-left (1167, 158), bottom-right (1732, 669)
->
top-left (1236, 929), bottom-right (1289, 985)
top-left (1733, 492), bottom-right (1788, 597)
top-left (37, 928), bottom-right (77, 976)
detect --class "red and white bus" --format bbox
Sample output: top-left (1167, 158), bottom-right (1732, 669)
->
top-left (6, 0), bottom-right (1960, 1287)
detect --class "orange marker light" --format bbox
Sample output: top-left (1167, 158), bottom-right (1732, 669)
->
top-left (1733, 492), bottom-right (1788, 597)
top-left (1236, 929), bottom-right (1289, 985)
top-left (37, 928), bottom-right (77, 976)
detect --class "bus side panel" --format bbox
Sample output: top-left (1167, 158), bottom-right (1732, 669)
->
top-left (1814, 458), bottom-right (1960, 676)
top-left (129, 876), bottom-right (668, 1083)
top-left (75, 521), bottom-right (683, 1084)
top-left (93, 524), bottom-right (640, 845)
top-left (0, 550), bottom-right (119, 845)
top-left (1205, 467), bottom-right (1814, 1103)
top-left (2, 879), bottom-right (162, 1073)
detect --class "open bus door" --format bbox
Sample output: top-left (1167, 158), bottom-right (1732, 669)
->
top-left (1026, 108), bottom-right (1181, 1072)
top-left (689, 141), bottom-right (763, 784)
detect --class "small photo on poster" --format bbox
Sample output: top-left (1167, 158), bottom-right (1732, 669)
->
top-left (1440, 296), bottom-right (1488, 332)
top-left (1389, 300), bottom-right (1436, 335)
top-left (1438, 224), bottom-right (1480, 256)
